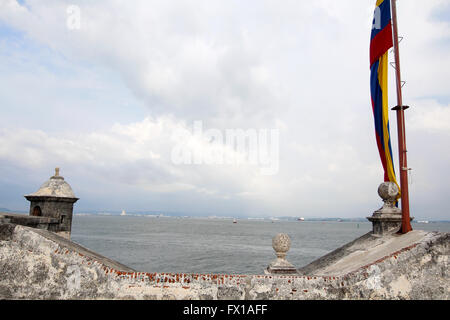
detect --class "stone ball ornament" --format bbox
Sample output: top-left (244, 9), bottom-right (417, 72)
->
top-left (378, 181), bottom-right (399, 199)
top-left (272, 233), bottom-right (291, 257)
top-left (378, 182), bottom-right (399, 203)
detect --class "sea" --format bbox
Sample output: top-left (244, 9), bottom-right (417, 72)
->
top-left (71, 215), bottom-right (450, 275)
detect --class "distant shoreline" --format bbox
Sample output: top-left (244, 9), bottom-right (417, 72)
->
top-left (72, 213), bottom-right (450, 223)
top-left (2, 207), bottom-right (447, 223)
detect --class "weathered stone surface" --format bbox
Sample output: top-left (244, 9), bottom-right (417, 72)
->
top-left (0, 223), bottom-right (15, 240)
top-left (298, 230), bottom-right (433, 276)
top-left (0, 222), bottom-right (448, 300)
top-left (0, 212), bottom-right (59, 230)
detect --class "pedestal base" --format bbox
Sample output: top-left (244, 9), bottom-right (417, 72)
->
top-left (265, 258), bottom-right (297, 275)
top-left (367, 214), bottom-right (414, 236)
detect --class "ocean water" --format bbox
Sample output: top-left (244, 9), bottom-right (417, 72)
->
top-left (71, 216), bottom-right (450, 275)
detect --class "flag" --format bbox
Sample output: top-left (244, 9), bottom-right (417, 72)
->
top-left (370, 0), bottom-right (400, 192)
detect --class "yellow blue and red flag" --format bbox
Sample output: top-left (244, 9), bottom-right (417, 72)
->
top-left (370, 0), bottom-right (399, 190)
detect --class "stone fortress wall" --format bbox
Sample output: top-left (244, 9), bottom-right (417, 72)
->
top-left (0, 222), bottom-right (447, 300)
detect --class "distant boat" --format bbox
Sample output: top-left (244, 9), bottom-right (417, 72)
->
top-left (297, 217), bottom-right (305, 221)
top-left (233, 219), bottom-right (237, 224)
top-left (120, 210), bottom-right (126, 216)
top-left (418, 220), bottom-right (429, 224)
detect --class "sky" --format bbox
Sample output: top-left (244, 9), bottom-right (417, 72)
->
top-left (0, 0), bottom-right (449, 219)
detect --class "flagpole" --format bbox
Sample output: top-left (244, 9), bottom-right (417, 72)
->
top-left (391, 0), bottom-right (412, 234)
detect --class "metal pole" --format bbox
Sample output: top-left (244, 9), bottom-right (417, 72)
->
top-left (391, 0), bottom-right (412, 233)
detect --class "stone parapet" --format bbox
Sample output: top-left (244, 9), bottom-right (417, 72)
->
top-left (0, 212), bottom-right (59, 230)
top-left (0, 223), bottom-right (448, 300)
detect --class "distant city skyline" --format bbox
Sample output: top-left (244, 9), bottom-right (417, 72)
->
top-left (0, 1), bottom-right (449, 220)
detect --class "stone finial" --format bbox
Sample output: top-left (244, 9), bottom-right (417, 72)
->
top-left (265, 233), bottom-right (297, 275)
top-left (52, 167), bottom-right (64, 180)
top-left (367, 182), bottom-right (410, 236)
top-left (272, 233), bottom-right (291, 259)
top-left (378, 181), bottom-right (399, 209)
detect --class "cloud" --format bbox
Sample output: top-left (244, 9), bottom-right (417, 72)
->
top-left (0, 116), bottom-right (272, 193)
top-left (408, 99), bottom-right (450, 133)
top-left (0, 115), bottom-right (383, 217)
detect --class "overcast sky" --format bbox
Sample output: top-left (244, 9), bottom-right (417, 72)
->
top-left (0, 0), bottom-right (449, 219)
